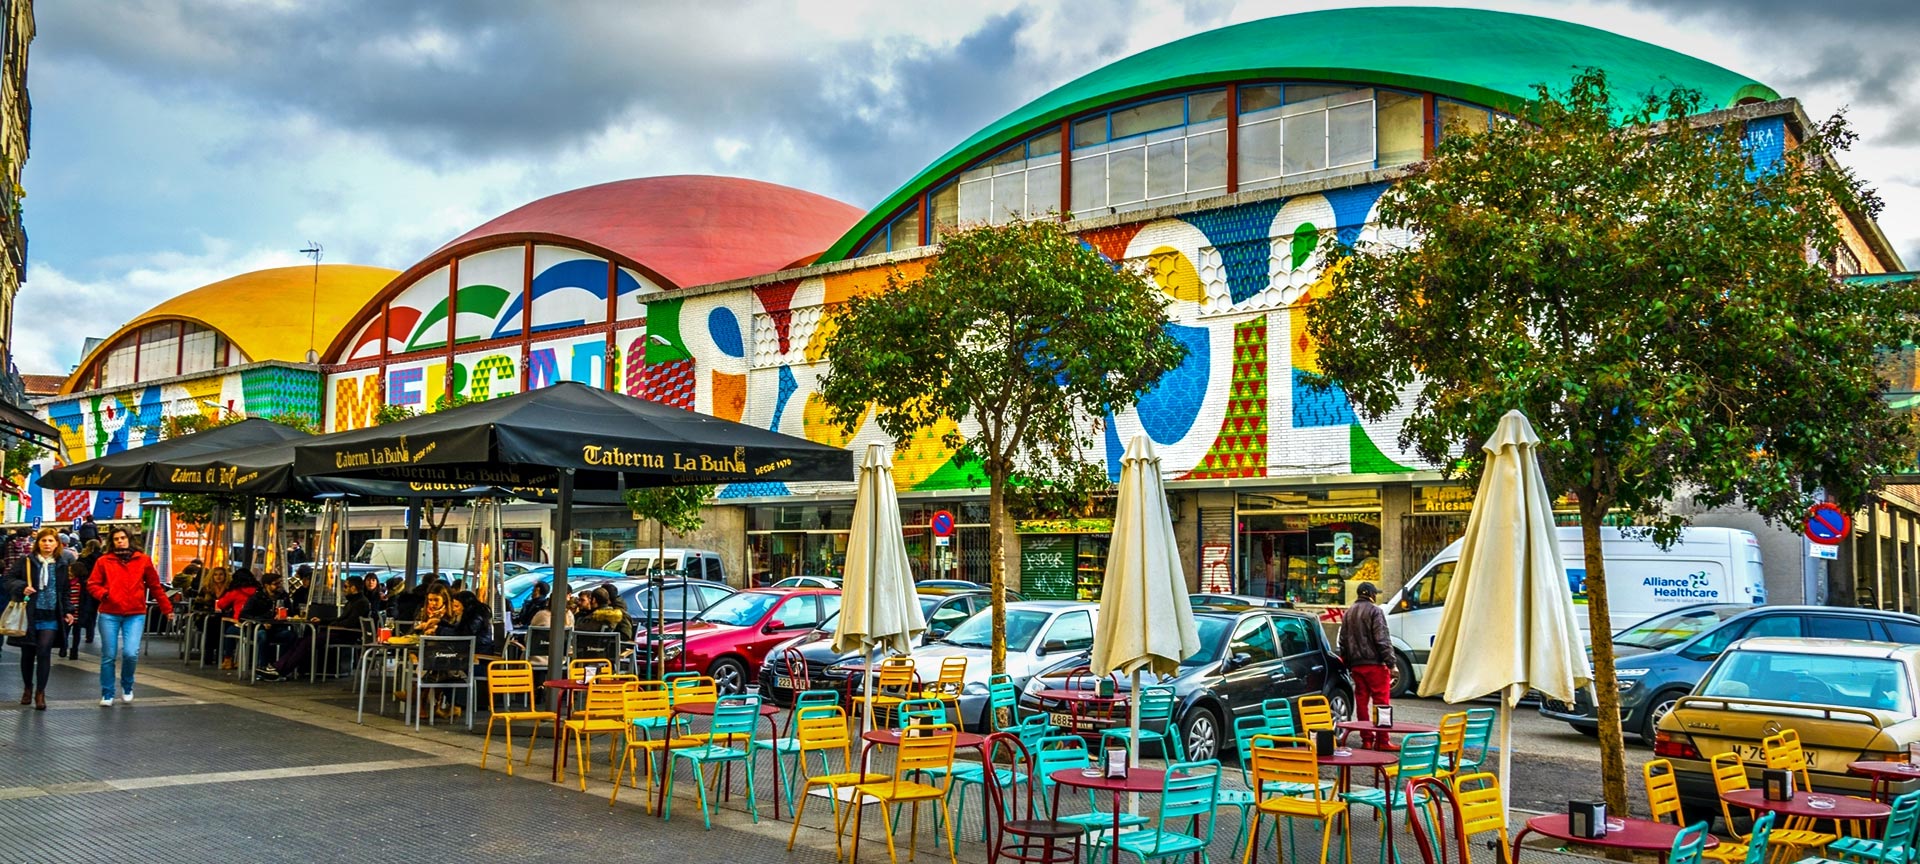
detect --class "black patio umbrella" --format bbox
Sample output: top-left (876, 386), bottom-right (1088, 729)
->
top-left (291, 381), bottom-right (855, 686)
top-left (39, 417), bottom-right (309, 492)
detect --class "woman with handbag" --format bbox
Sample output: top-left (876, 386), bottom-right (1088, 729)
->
top-left (4, 528), bottom-right (77, 710)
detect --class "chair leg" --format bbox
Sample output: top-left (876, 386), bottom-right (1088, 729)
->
top-left (880, 801), bottom-right (901, 864)
top-left (524, 719), bottom-right (543, 767)
top-left (481, 715), bottom-right (497, 768)
top-left (939, 801), bottom-right (958, 864)
top-left (1243, 812), bottom-right (1262, 864)
top-left (788, 780), bottom-right (812, 851)
top-left (574, 729), bottom-right (590, 791)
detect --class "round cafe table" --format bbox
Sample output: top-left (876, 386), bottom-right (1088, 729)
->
top-left (656, 699), bottom-right (784, 819)
top-left (1050, 766), bottom-right (1166, 864)
top-left (1035, 688), bottom-right (1128, 738)
top-left (1335, 719), bottom-right (1439, 744)
top-left (1722, 787), bottom-right (1889, 830)
top-left (1849, 761), bottom-right (1920, 802)
top-left (1513, 814), bottom-right (1718, 862)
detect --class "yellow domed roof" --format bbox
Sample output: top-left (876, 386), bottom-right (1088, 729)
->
top-left (62, 264), bottom-right (398, 394)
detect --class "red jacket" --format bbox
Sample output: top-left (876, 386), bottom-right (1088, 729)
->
top-left (215, 586), bottom-right (255, 620)
top-left (88, 551), bottom-right (173, 617)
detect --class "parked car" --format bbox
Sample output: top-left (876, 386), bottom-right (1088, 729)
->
top-left (502, 561), bottom-right (544, 578)
top-left (1191, 593), bottom-right (1292, 609)
top-left (604, 547), bottom-right (727, 582)
top-left (1018, 608), bottom-right (1352, 761)
top-left (916, 580), bottom-right (986, 590)
top-left (1387, 526), bottom-right (1766, 696)
top-left (599, 577), bottom-right (737, 631)
top-left (502, 566), bottom-right (627, 613)
top-left (831, 601), bottom-right (1096, 730)
top-left (636, 588), bottom-right (841, 693)
top-left (771, 575), bottom-right (842, 589)
top-left (755, 587), bottom-right (1019, 705)
top-left (1541, 604), bottom-right (1920, 740)
top-left (1655, 637), bottom-right (1920, 814)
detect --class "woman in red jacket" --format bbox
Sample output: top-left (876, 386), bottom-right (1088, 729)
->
top-left (212, 571), bottom-right (259, 671)
top-left (86, 528), bottom-right (172, 706)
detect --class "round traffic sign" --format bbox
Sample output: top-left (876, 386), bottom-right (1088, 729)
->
top-left (930, 510), bottom-right (955, 538)
top-left (1804, 503), bottom-right (1851, 545)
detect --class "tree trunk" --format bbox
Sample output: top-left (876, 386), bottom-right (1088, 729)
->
top-left (989, 475), bottom-right (1008, 675)
top-left (1580, 497), bottom-right (1629, 816)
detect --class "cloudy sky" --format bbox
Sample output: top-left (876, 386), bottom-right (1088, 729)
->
top-left (18, 0), bottom-right (1918, 375)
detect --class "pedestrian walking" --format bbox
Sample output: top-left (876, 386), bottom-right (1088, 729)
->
top-left (76, 515), bottom-right (98, 546)
top-left (1339, 581), bottom-right (1396, 750)
top-left (4, 529), bottom-right (77, 710)
top-left (64, 539), bottom-right (102, 658)
top-left (86, 527), bottom-right (172, 706)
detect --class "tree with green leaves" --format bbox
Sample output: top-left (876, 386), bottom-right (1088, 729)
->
top-left (1305, 69), bottom-right (1917, 813)
top-left (819, 218), bottom-right (1187, 673)
top-left (625, 484), bottom-right (715, 677)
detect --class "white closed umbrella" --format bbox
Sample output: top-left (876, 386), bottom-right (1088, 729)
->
top-left (1092, 434), bottom-right (1202, 770)
top-left (833, 443), bottom-right (926, 733)
top-left (1419, 410), bottom-right (1592, 822)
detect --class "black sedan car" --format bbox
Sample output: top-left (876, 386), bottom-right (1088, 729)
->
top-left (755, 587), bottom-right (1012, 705)
top-left (601, 577), bottom-right (738, 632)
top-left (1016, 607), bottom-right (1352, 762)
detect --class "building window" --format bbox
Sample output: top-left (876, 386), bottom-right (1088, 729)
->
top-left (136, 322), bottom-right (182, 382)
top-left (1435, 99), bottom-right (1491, 142)
top-left (179, 324), bottom-right (217, 375)
top-left (1238, 87), bottom-right (1377, 190)
top-left (954, 129), bottom-right (1062, 228)
top-left (856, 203), bottom-right (927, 257)
top-left (1069, 91), bottom-right (1228, 216)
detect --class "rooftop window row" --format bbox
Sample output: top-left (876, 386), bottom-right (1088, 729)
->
top-left (79, 320), bottom-right (242, 391)
top-left (856, 82), bottom-right (1500, 256)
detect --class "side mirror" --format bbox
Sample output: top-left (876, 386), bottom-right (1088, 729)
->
top-left (924, 629), bottom-right (947, 643)
top-left (1039, 639), bottom-right (1069, 656)
top-left (1226, 652), bottom-right (1253, 671)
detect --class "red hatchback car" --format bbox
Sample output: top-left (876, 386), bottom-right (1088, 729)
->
top-left (637, 588), bottom-right (841, 693)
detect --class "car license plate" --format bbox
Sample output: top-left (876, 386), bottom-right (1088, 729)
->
top-left (1050, 712), bottom-right (1075, 728)
top-left (775, 676), bottom-right (794, 689)
top-left (1737, 744), bottom-right (1818, 769)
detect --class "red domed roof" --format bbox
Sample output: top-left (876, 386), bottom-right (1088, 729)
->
top-left (440, 175), bottom-right (863, 289)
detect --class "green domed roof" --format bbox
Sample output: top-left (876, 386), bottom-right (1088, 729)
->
top-left (820, 6), bottom-right (1775, 262)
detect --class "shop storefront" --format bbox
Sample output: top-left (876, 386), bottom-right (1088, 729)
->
top-left (746, 500), bottom-right (995, 587)
top-left (1234, 488), bottom-right (1383, 605)
top-left (1016, 519), bottom-right (1113, 601)
top-left (566, 509), bottom-right (640, 570)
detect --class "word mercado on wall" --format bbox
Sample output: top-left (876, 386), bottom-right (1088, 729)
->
top-left (325, 184), bottom-right (1436, 499)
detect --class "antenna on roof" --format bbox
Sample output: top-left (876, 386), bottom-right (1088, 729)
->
top-left (300, 243), bottom-right (323, 364)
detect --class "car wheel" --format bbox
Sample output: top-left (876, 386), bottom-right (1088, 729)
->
top-left (1642, 689), bottom-right (1687, 741)
top-left (709, 657), bottom-right (748, 695)
top-left (1391, 652), bottom-right (1416, 698)
top-left (1180, 707), bottom-right (1221, 762)
top-left (1328, 688), bottom-right (1353, 723)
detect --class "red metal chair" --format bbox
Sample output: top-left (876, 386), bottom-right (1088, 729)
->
top-left (980, 731), bottom-right (1081, 864)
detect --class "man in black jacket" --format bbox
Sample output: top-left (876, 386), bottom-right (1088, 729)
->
top-left (1339, 582), bottom-right (1396, 750)
top-left (260, 579), bottom-right (372, 681)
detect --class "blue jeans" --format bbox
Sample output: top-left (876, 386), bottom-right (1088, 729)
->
top-left (98, 613), bottom-right (145, 699)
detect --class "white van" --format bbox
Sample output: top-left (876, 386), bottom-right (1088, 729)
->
top-left (352, 539), bottom-right (472, 572)
top-left (1384, 526), bottom-right (1765, 694)
top-left (603, 547), bottom-right (726, 583)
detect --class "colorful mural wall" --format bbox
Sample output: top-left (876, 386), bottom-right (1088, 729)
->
top-left (14, 366), bottom-right (321, 524)
top-left (326, 181), bottom-right (1437, 498)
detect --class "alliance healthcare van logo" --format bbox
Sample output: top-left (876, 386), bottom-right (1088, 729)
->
top-left (1644, 570), bottom-right (1720, 601)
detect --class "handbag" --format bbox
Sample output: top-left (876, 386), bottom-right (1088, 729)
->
top-left (0, 599), bottom-right (26, 637)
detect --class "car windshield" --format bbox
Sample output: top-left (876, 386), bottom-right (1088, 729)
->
top-left (1614, 606), bottom-right (1747, 650)
top-left (946, 609), bottom-right (1048, 651)
top-left (694, 592), bottom-right (781, 627)
top-left (917, 597), bottom-right (942, 615)
top-left (1182, 616), bottom-right (1237, 667)
top-left (1701, 650), bottom-right (1912, 713)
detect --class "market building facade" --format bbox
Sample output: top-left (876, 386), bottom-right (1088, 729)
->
top-left (28, 9), bottom-right (1910, 608)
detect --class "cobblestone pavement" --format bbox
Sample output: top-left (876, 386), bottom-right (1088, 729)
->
top-left (0, 637), bottom-right (1607, 863)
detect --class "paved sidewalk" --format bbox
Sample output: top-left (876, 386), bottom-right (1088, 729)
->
top-left (0, 641), bottom-right (1611, 863)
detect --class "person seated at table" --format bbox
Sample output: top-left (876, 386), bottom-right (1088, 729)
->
top-left (259, 577), bottom-right (372, 681)
top-left (579, 586), bottom-right (636, 643)
top-left (410, 585), bottom-right (457, 636)
top-left (451, 589), bottom-right (496, 655)
top-left (214, 571), bottom-right (259, 670)
top-left (289, 564), bottom-right (313, 609)
top-left (516, 581), bottom-right (551, 626)
top-left (392, 580), bottom-right (428, 623)
top-left (240, 571), bottom-right (300, 669)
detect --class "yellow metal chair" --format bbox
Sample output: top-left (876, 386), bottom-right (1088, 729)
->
top-left (479, 660), bottom-right (557, 776)
top-left (861, 657), bottom-right (919, 729)
top-left (1450, 773), bottom-right (1512, 863)
top-left (918, 657), bottom-right (968, 722)
top-left (562, 680), bottom-right (630, 791)
top-left (1762, 731), bottom-right (1815, 794)
top-left (569, 658), bottom-right (614, 681)
top-left (788, 705), bottom-right (888, 858)
top-left (1244, 735), bottom-right (1348, 864)
top-left (1434, 712), bottom-right (1468, 774)
top-left (847, 723), bottom-right (959, 864)
top-left (1296, 695), bottom-right (1336, 734)
top-left (1713, 751), bottom-right (1834, 857)
top-left (1648, 758), bottom-right (1747, 862)
top-left (610, 686), bottom-right (701, 810)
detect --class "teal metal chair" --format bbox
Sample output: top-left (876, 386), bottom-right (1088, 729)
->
top-left (1669, 821), bottom-right (1712, 864)
top-left (947, 713), bottom-right (1054, 844)
top-left (1032, 734), bottom-right (1151, 836)
top-left (753, 690), bottom-right (841, 810)
top-left (1455, 708), bottom-right (1496, 773)
top-left (1090, 759), bottom-right (1220, 864)
top-left (986, 674), bottom-right (1027, 732)
top-left (1730, 811), bottom-right (1776, 864)
top-left (1831, 790), bottom-right (1920, 864)
top-left (896, 697), bottom-right (952, 727)
top-left (664, 693), bottom-right (762, 829)
top-left (1343, 732), bottom-right (1441, 864)
top-left (1100, 685), bottom-right (1184, 762)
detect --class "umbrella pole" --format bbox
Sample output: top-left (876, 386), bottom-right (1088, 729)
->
top-left (1129, 668), bottom-right (1143, 816)
top-left (1499, 695), bottom-right (1513, 827)
top-left (545, 470), bottom-right (573, 706)
top-left (863, 648), bottom-right (877, 737)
